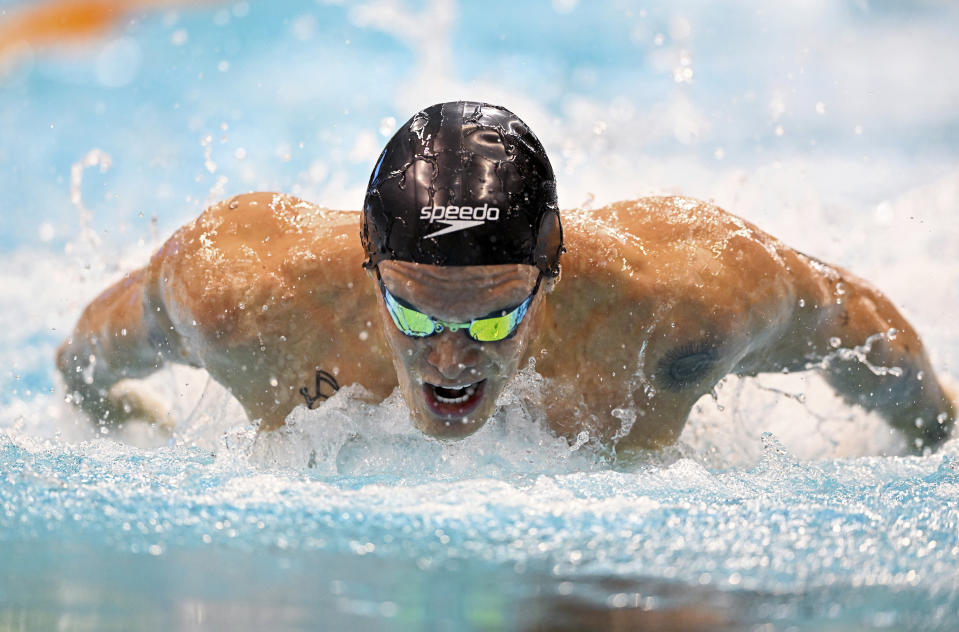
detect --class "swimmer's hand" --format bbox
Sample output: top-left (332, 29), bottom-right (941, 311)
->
top-left (65, 377), bottom-right (175, 434)
top-left (106, 380), bottom-right (176, 432)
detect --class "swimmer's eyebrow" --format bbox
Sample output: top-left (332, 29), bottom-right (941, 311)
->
top-left (381, 265), bottom-right (536, 302)
top-left (394, 278), bottom-right (537, 316)
top-left (389, 265), bottom-right (535, 288)
top-left (385, 275), bottom-right (534, 297)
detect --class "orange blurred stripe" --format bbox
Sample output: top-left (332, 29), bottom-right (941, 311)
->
top-left (0, 0), bottom-right (218, 61)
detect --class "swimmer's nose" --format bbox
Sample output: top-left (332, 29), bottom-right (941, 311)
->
top-left (426, 331), bottom-right (480, 380)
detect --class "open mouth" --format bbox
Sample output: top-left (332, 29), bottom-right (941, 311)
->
top-left (423, 380), bottom-right (486, 418)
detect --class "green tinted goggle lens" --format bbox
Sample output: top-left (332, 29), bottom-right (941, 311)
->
top-left (379, 274), bottom-right (540, 343)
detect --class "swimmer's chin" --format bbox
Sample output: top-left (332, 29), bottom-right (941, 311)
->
top-left (411, 412), bottom-right (489, 439)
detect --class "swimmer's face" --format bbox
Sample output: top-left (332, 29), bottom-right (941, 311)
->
top-left (375, 261), bottom-right (546, 438)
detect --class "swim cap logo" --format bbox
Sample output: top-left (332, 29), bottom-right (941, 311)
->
top-left (419, 204), bottom-right (500, 239)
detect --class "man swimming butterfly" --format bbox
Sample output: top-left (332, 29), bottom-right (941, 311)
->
top-left (57, 101), bottom-right (956, 452)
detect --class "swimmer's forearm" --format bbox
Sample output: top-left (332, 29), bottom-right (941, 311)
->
top-left (801, 264), bottom-right (955, 449)
top-left (57, 267), bottom-right (164, 421)
top-left (753, 252), bottom-right (955, 449)
top-left (823, 352), bottom-right (955, 449)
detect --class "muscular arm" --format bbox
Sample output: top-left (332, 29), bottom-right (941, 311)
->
top-left (566, 198), bottom-right (956, 453)
top-left (55, 266), bottom-right (190, 424)
top-left (757, 252), bottom-right (956, 450)
top-left (57, 192), bottom-right (396, 431)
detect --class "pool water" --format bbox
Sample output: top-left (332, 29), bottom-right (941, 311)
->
top-left (2, 0), bottom-right (959, 629)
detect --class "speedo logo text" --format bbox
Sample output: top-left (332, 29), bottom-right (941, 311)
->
top-left (419, 204), bottom-right (500, 239)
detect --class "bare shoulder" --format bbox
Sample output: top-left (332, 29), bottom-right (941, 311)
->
top-left (561, 196), bottom-right (795, 303)
top-left (541, 197), bottom-right (802, 418)
top-left (145, 192), bottom-right (366, 341)
top-left (564, 196), bottom-right (789, 268)
top-left (154, 191), bottom-right (360, 265)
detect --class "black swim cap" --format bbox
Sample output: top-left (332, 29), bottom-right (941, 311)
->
top-left (362, 101), bottom-right (562, 276)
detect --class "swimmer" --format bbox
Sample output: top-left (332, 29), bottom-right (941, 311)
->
top-left (56, 101), bottom-right (957, 452)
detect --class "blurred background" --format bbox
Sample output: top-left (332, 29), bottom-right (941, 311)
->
top-left (2, 0), bottom-right (957, 241)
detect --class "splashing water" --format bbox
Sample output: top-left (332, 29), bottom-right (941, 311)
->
top-left (2, 1), bottom-right (959, 629)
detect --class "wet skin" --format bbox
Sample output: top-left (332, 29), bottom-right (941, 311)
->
top-left (57, 192), bottom-right (957, 451)
top-left (376, 261), bottom-right (547, 438)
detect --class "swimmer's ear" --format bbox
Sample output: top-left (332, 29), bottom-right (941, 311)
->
top-left (543, 268), bottom-right (560, 293)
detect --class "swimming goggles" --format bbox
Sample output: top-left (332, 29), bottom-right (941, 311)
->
top-left (376, 272), bottom-right (541, 342)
